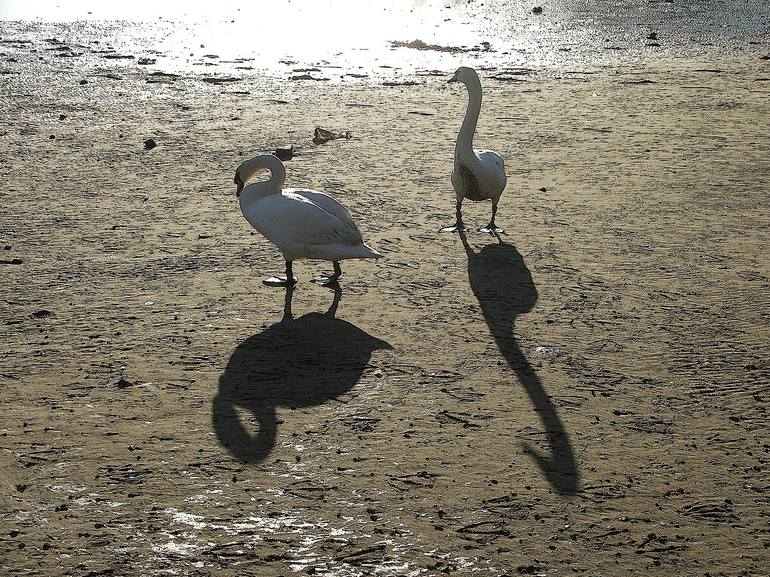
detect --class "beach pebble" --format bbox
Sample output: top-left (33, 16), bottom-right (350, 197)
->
top-left (107, 376), bottom-right (136, 389)
top-left (143, 138), bottom-right (157, 150)
top-left (291, 73), bottom-right (329, 81)
top-left (532, 6), bottom-right (543, 14)
top-left (59, 114), bottom-right (66, 120)
top-left (647, 32), bottom-right (658, 40)
top-left (275, 146), bottom-right (293, 161)
top-left (79, 79), bottom-right (88, 85)
top-left (538, 187), bottom-right (547, 192)
top-left (30, 310), bottom-right (53, 318)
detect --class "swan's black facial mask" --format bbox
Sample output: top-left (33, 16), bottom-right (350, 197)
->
top-left (234, 173), bottom-right (244, 196)
top-left (448, 73), bottom-right (458, 83)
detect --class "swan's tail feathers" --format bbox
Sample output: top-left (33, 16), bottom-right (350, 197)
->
top-left (316, 243), bottom-right (383, 261)
top-left (361, 243), bottom-right (383, 259)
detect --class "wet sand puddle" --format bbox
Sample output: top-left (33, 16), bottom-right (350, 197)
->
top-left (147, 504), bottom-right (492, 576)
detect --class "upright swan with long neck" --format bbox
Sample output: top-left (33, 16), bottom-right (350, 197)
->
top-left (442, 66), bottom-right (507, 234)
top-left (234, 154), bottom-right (381, 286)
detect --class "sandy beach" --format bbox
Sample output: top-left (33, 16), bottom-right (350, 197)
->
top-left (1, 7), bottom-right (770, 576)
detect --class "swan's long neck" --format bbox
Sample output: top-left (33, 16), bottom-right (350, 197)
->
top-left (455, 75), bottom-right (482, 158)
top-left (239, 155), bottom-right (286, 198)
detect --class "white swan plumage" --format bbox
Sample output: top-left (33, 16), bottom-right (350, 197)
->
top-left (234, 154), bottom-right (381, 286)
top-left (443, 66), bottom-right (507, 234)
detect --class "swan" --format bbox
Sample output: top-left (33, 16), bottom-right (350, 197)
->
top-left (234, 154), bottom-right (381, 286)
top-left (442, 66), bottom-right (507, 234)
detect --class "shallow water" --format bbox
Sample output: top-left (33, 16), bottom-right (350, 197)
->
top-left (1, 0), bottom-right (768, 81)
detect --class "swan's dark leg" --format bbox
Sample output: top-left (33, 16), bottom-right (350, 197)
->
top-left (313, 261), bottom-right (342, 286)
top-left (440, 200), bottom-right (467, 233)
top-left (330, 261), bottom-right (342, 282)
top-left (479, 202), bottom-right (504, 235)
top-left (264, 260), bottom-right (298, 287)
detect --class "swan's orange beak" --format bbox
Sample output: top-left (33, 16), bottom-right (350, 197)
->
top-left (234, 174), bottom-right (244, 197)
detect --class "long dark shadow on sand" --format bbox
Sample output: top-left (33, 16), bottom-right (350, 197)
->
top-left (212, 285), bottom-right (391, 463)
top-left (460, 232), bottom-right (580, 494)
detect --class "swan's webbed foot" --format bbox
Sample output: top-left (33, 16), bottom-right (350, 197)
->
top-left (439, 222), bottom-right (468, 233)
top-left (263, 275), bottom-right (297, 287)
top-left (480, 204), bottom-right (503, 235)
top-left (311, 274), bottom-right (340, 287)
top-left (440, 202), bottom-right (465, 233)
top-left (314, 278), bottom-right (341, 290)
top-left (264, 261), bottom-right (298, 287)
top-left (312, 261), bottom-right (342, 286)
top-left (478, 223), bottom-right (505, 235)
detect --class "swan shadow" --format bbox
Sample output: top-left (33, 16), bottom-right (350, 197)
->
top-left (212, 284), bottom-right (391, 463)
top-left (460, 231), bottom-right (580, 495)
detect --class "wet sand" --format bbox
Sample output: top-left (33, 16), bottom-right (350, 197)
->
top-left (1, 24), bottom-right (770, 577)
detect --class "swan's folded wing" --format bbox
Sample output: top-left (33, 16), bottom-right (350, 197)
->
top-left (476, 149), bottom-right (505, 171)
top-left (255, 192), bottom-right (364, 247)
top-left (288, 189), bottom-right (361, 233)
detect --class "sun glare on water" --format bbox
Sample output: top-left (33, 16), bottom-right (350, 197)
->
top-left (0, 1), bottom-right (469, 51)
top-left (1, 0), bottom-right (499, 75)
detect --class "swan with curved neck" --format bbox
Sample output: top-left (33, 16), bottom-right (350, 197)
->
top-left (442, 66), bottom-right (507, 234)
top-left (234, 154), bottom-right (381, 287)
